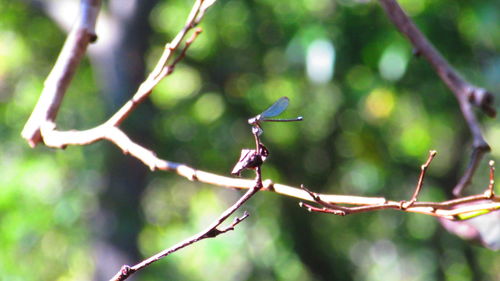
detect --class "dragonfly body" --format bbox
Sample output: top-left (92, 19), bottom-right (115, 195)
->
top-left (248, 97), bottom-right (303, 136)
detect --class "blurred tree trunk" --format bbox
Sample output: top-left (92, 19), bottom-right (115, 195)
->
top-left (87, 0), bottom-right (159, 279)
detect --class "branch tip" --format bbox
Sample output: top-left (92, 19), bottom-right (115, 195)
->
top-left (486, 160), bottom-right (496, 198)
top-left (405, 150), bottom-right (437, 208)
top-left (242, 210), bottom-right (250, 218)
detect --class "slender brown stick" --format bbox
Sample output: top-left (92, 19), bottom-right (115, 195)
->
top-left (401, 150), bottom-right (437, 208)
top-left (110, 141), bottom-right (265, 281)
top-left (109, 186), bottom-right (258, 281)
top-left (376, 0), bottom-right (495, 196)
top-left (106, 0), bottom-right (207, 127)
top-left (299, 185), bottom-right (347, 216)
top-left (299, 152), bottom-right (499, 220)
top-left (485, 160), bottom-right (495, 198)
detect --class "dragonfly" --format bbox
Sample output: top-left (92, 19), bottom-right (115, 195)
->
top-left (248, 96), bottom-right (303, 136)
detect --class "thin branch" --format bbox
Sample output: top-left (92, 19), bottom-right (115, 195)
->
top-left (110, 139), bottom-right (264, 281)
top-left (376, 0), bottom-right (495, 196)
top-left (105, 2), bottom-right (207, 127)
top-left (109, 187), bottom-right (258, 281)
top-left (453, 146), bottom-right (488, 197)
top-left (299, 152), bottom-right (499, 220)
top-left (485, 160), bottom-right (495, 198)
top-left (299, 185), bottom-right (347, 216)
top-left (401, 150), bottom-right (437, 208)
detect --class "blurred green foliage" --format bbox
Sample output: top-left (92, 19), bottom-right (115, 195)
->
top-left (1, 0), bottom-right (499, 280)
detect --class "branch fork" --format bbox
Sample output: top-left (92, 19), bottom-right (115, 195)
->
top-left (377, 0), bottom-right (496, 196)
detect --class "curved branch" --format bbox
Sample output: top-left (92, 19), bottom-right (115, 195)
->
top-left (376, 0), bottom-right (496, 196)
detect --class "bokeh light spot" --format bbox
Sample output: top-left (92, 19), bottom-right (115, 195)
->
top-left (347, 65), bottom-right (375, 91)
top-left (152, 65), bottom-right (201, 108)
top-left (363, 88), bottom-right (396, 121)
top-left (378, 44), bottom-right (409, 81)
top-left (306, 39), bottom-right (335, 84)
top-left (193, 93), bottom-right (225, 124)
top-left (399, 123), bottom-right (431, 157)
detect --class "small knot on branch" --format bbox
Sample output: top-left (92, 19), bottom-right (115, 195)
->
top-left (467, 87), bottom-right (496, 117)
top-left (121, 265), bottom-right (131, 275)
top-left (190, 171), bottom-right (199, 181)
top-left (399, 200), bottom-right (411, 210)
top-left (89, 33), bottom-right (98, 43)
top-left (166, 43), bottom-right (175, 51)
top-left (262, 179), bottom-right (274, 191)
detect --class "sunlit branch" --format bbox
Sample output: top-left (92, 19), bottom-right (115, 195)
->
top-left (21, 0), bottom-right (101, 147)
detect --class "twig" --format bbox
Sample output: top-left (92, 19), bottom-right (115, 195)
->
top-left (299, 152), bottom-right (499, 220)
top-left (299, 185), bottom-right (347, 216)
top-left (109, 187), bottom-right (258, 281)
top-left (401, 150), bottom-right (437, 208)
top-left (485, 160), bottom-right (495, 198)
top-left (376, 0), bottom-right (495, 196)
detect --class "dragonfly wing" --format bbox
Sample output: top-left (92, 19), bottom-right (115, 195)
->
top-left (261, 96), bottom-right (289, 118)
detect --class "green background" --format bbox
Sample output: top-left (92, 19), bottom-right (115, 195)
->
top-left (1, 0), bottom-right (499, 280)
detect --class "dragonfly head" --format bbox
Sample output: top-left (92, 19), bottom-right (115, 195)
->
top-left (248, 114), bottom-right (261, 125)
